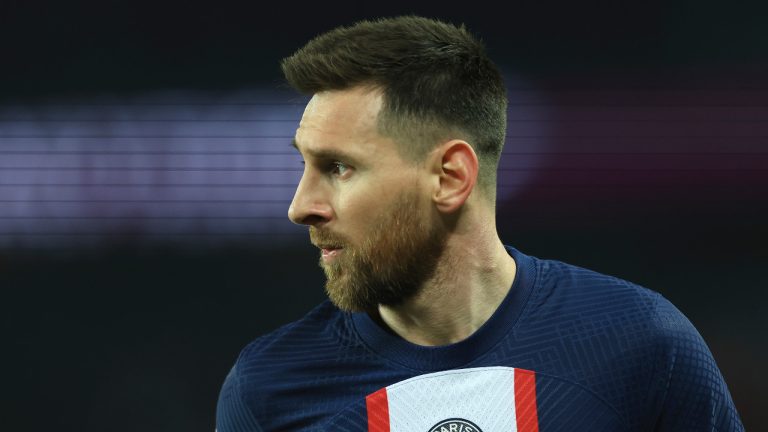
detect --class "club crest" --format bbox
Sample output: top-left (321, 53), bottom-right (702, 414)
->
top-left (427, 418), bottom-right (483, 432)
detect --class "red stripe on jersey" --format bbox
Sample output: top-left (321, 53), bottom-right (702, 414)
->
top-left (515, 368), bottom-right (540, 432)
top-left (366, 387), bottom-right (390, 432)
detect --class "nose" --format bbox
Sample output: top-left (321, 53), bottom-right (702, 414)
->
top-left (288, 172), bottom-right (333, 226)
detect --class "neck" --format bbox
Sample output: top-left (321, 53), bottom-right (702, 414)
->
top-left (376, 228), bottom-right (517, 346)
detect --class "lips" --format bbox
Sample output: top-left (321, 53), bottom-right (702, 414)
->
top-left (310, 231), bottom-right (345, 261)
top-left (318, 245), bottom-right (343, 261)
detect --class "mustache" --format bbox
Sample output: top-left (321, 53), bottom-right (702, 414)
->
top-left (309, 226), bottom-right (348, 248)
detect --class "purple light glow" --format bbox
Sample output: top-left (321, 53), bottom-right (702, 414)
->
top-left (0, 82), bottom-right (551, 248)
top-left (0, 90), bottom-right (308, 248)
top-left (2, 78), bottom-right (766, 248)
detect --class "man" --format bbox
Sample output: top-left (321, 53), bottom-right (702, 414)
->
top-left (216, 16), bottom-right (743, 431)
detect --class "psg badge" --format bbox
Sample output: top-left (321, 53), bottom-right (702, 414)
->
top-left (428, 418), bottom-right (483, 432)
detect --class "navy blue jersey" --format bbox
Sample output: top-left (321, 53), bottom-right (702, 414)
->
top-left (216, 246), bottom-right (743, 431)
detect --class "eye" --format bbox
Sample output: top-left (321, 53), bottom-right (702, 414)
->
top-left (330, 161), bottom-right (349, 176)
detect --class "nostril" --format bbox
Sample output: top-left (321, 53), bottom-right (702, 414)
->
top-left (299, 214), bottom-right (328, 227)
top-left (288, 202), bottom-right (329, 226)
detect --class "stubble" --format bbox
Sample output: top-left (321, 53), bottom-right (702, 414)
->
top-left (310, 191), bottom-right (448, 312)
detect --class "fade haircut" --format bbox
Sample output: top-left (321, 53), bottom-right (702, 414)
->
top-left (281, 16), bottom-right (507, 200)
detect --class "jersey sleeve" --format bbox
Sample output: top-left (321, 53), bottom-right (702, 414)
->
top-left (649, 293), bottom-right (744, 432)
top-left (216, 363), bottom-right (263, 432)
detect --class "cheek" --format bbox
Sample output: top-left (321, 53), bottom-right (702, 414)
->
top-left (335, 169), bottom-right (422, 229)
top-left (335, 190), bottom-right (379, 233)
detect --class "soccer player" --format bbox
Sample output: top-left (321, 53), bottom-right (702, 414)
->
top-left (216, 16), bottom-right (743, 431)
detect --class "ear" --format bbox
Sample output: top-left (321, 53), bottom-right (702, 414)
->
top-left (431, 140), bottom-right (479, 213)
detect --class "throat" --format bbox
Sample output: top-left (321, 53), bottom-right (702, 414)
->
top-left (375, 248), bottom-right (517, 347)
top-left (377, 301), bottom-right (480, 346)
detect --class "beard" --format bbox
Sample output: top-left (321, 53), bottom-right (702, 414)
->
top-left (309, 191), bottom-right (448, 313)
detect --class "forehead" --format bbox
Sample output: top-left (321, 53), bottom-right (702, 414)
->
top-left (302, 87), bottom-right (383, 131)
top-left (294, 87), bottom-right (394, 157)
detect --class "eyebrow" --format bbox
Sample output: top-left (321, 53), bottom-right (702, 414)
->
top-left (291, 138), bottom-right (361, 165)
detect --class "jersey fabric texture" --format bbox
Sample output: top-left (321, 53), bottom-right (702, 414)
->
top-left (216, 246), bottom-right (743, 431)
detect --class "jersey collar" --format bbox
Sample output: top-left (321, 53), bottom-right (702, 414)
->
top-left (349, 245), bottom-right (538, 371)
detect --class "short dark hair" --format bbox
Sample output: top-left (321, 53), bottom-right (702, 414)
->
top-left (281, 16), bottom-right (507, 199)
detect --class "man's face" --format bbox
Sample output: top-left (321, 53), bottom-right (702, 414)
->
top-left (289, 87), bottom-right (447, 312)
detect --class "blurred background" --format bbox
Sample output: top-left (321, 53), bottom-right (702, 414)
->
top-left (1, 1), bottom-right (765, 430)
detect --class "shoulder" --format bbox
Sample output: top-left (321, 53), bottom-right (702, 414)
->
top-left (218, 301), bottom-right (360, 430)
top-left (528, 254), bottom-right (705, 351)
top-left (531, 255), bottom-right (704, 344)
top-left (643, 294), bottom-right (744, 430)
top-left (520, 253), bottom-right (742, 430)
top-left (235, 300), bottom-right (349, 370)
top-left (528, 254), bottom-right (662, 321)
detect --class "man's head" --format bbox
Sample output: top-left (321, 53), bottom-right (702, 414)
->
top-left (284, 17), bottom-right (507, 312)
top-left (282, 16), bottom-right (507, 199)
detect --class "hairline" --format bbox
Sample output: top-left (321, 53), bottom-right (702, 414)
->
top-left (362, 84), bottom-right (497, 201)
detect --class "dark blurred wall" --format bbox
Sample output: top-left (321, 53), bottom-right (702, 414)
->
top-left (1, 2), bottom-right (766, 431)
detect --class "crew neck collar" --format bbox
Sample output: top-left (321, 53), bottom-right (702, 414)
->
top-left (349, 245), bottom-right (537, 371)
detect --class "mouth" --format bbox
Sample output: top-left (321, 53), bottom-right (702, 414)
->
top-left (315, 244), bottom-right (344, 261)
